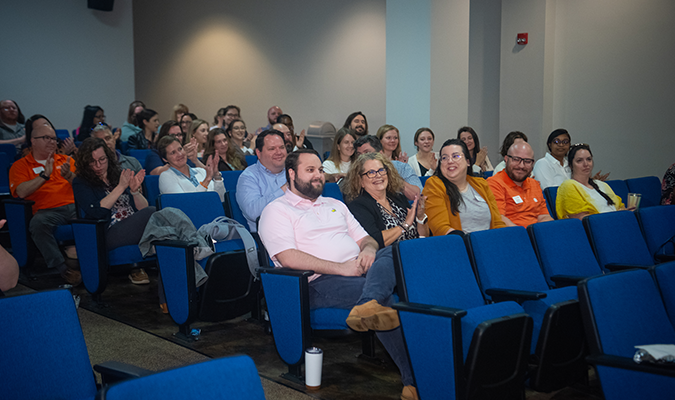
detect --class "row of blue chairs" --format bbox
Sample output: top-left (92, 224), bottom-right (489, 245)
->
top-left (1, 289), bottom-right (266, 400)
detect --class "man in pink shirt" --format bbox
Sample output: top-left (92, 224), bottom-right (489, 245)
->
top-left (259, 149), bottom-right (416, 400)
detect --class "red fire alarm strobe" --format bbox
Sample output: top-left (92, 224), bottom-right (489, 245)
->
top-left (517, 33), bottom-right (528, 45)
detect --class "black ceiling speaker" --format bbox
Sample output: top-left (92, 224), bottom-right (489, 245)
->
top-left (88, 0), bottom-right (114, 11)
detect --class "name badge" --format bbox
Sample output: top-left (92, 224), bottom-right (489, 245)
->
top-left (533, 197), bottom-right (538, 202)
top-left (33, 166), bottom-right (45, 174)
top-left (512, 195), bottom-right (523, 204)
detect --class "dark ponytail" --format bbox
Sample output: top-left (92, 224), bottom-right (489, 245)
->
top-left (568, 143), bottom-right (614, 206)
top-left (434, 139), bottom-right (473, 215)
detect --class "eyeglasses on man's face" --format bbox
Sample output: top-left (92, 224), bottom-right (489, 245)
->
top-left (506, 154), bottom-right (535, 166)
top-left (34, 136), bottom-right (58, 143)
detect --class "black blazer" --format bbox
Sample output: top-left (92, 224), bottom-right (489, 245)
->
top-left (347, 190), bottom-right (410, 249)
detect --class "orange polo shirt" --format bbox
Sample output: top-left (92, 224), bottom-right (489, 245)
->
top-left (9, 153), bottom-right (76, 214)
top-left (487, 170), bottom-right (549, 227)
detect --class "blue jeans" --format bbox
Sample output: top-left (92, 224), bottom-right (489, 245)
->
top-left (308, 246), bottom-right (413, 386)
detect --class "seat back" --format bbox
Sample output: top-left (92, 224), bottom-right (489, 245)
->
top-left (605, 179), bottom-right (629, 206)
top-left (0, 143), bottom-right (16, 160)
top-left (626, 176), bottom-right (662, 208)
top-left (0, 152), bottom-right (10, 194)
top-left (419, 175), bottom-right (430, 188)
top-left (543, 186), bottom-right (558, 219)
top-left (467, 227), bottom-right (550, 299)
top-left (129, 149), bottom-right (151, 170)
top-left (55, 129), bottom-right (70, 141)
top-left (0, 290), bottom-right (97, 400)
top-left (636, 206), bottom-right (675, 262)
top-left (322, 182), bottom-right (343, 202)
top-left (158, 192), bottom-right (225, 228)
top-left (579, 269), bottom-right (675, 357)
top-left (245, 155), bottom-right (258, 166)
top-left (583, 211), bottom-right (654, 271)
top-left (653, 263), bottom-right (675, 328)
top-left (528, 219), bottom-right (602, 287)
top-left (482, 170), bottom-right (493, 178)
top-left (143, 175), bottom-right (161, 208)
top-left (221, 170), bottom-right (243, 193)
top-left (99, 355), bottom-right (266, 400)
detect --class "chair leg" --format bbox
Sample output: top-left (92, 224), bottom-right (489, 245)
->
top-left (281, 364), bottom-right (303, 385)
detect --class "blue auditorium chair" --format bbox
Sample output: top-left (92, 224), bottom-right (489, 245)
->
top-left (578, 269), bottom-right (675, 399)
top-left (636, 205), bottom-right (675, 263)
top-left (626, 176), bottom-right (662, 208)
top-left (245, 155), bottom-right (258, 166)
top-left (583, 211), bottom-right (675, 272)
top-left (467, 226), bottom-right (587, 392)
top-left (322, 182), bottom-right (343, 202)
top-left (0, 290), bottom-right (151, 400)
top-left (0, 152), bottom-right (11, 194)
top-left (605, 180), bottom-right (629, 206)
top-left (98, 355), bottom-right (266, 400)
top-left (528, 219), bottom-right (604, 287)
top-left (653, 263), bottom-right (675, 327)
top-left (0, 143), bottom-right (16, 160)
top-left (221, 170), bottom-right (243, 193)
top-left (419, 175), bottom-right (430, 187)
top-left (119, 141), bottom-right (129, 155)
top-left (55, 129), bottom-right (70, 141)
top-left (156, 192), bottom-right (261, 338)
top-left (482, 170), bottom-right (493, 178)
top-left (543, 186), bottom-right (558, 219)
top-left (142, 175), bottom-right (161, 208)
top-left (128, 149), bottom-right (151, 170)
top-left (393, 235), bottom-right (532, 400)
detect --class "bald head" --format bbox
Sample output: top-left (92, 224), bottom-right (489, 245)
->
top-left (508, 142), bottom-right (534, 159)
top-left (505, 142), bottom-right (535, 184)
top-left (267, 106), bottom-right (282, 125)
top-left (273, 123), bottom-right (293, 151)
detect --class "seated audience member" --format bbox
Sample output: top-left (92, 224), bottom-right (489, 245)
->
top-left (128, 109), bottom-right (159, 150)
top-left (146, 120), bottom-right (201, 175)
top-left (203, 128), bottom-right (246, 172)
top-left (157, 136), bottom-right (225, 201)
top-left (493, 131), bottom-right (528, 174)
top-left (322, 127), bottom-right (356, 182)
top-left (179, 113), bottom-right (196, 137)
top-left (354, 135), bottom-right (422, 200)
top-left (0, 99), bottom-right (26, 151)
top-left (9, 115), bottom-right (80, 285)
top-left (212, 105), bottom-right (240, 131)
top-left (377, 124), bottom-right (407, 163)
top-left (0, 220), bottom-right (19, 292)
top-left (557, 143), bottom-right (625, 220)
top-left (185, 119), bottom-right (209, 159)
top-left (227, 118), bottom-right (255, 155)
top-left (277, 114), bottom-right (313, 150)
top-left (423, 139), bottom-right (506, 235)
top-left (256, 106), bottom-right (282, 135)
top-left (172, 103), bottom-right (189, 124)
top-left (342, 111), bottom-right (368, 137)
top-left (120, 100), bottom-right (145, 141)
top-left (458, 126), bottom-right (493, 175)
top-left (532, 129), bottom-right (571, 189)
top-left (272, 123), bottom-right (295, 154)
top-left (77, 105), bottom-right (119, 141)
top-left (73, 138), bottom-right (155, 285)
top-left (90, 123), bottom-right (142, 173)
top-left (661, 162), bottom-right (675, 205)
top-left (258, 149), bottom-right (415, 400)
top-left (236, 129), bottom-right (288, 231)
top-left (408, 127), bottom-right (437, 177)
top-left (487, 142), bottom-right (553, 227)
top-left (344, 152), bottom-right (428, 248)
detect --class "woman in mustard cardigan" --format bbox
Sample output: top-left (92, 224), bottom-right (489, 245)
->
top-left (556, 143), bottom-right (625, 219)
top-left (423, 139), bottom-right (506, 235)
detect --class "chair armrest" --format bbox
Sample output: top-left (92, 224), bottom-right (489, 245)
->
top-left (71, 218), bottom-right (108, 226)
top-left (605, 263), bottom-right (651, 272)
top-left (257, 266), bottom-right (315, 278)
top-left (152, 239), bottom-right (199, 249)
top-left (3, 198), bottom-right (35, 206)
top-left (586, 354), bottom-right (675, 378)
top-left (393, 301), bottom-right (467, 319)
top-left (550, 275), bottom-right (585, 288)
top-left (656, 254), bottom-right (675, 262)
top-left (485, 288), bottom-right (547, 303)
top-left (94, 361), bottom-right (153, 385)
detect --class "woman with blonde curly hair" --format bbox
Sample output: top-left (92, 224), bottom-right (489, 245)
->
top-left (343, 152), bottom-right (428, 248)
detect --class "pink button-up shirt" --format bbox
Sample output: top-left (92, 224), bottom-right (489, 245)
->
top-left (259, 190), bottom-right (369, 281)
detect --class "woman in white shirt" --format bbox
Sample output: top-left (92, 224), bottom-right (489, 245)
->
top-left (157, 135), bottom-right (225, 202)
top-left (322, 127), bottom-right (356, 182)
top-left (408, 127), bottom-right (437, 177)
top-left (532, 129), bottom-right (572, 190)
top-left (227, 118), bottom-right (255, 155)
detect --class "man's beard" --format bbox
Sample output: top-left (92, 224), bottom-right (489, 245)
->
top-left (506, 166), bottom-right (529, 183)
top-left (294, 176), bottom-right (324, 199)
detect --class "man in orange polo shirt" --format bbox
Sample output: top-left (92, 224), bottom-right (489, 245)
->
top-left (9, 115), bottom-right (80, 284)
top-left (487, 142), bottom-right (553, 227)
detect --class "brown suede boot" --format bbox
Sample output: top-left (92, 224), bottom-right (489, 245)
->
top-left (401, 385), bottom-right (419, 400)
top-left (346, 299), bottom-right (400, 332)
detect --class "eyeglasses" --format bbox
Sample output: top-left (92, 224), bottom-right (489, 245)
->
top-left (33, 136), bottom-right (58, 142)
top-left (506, 154), bottom-right (535, 166)
top-left (95, 114), bottom-right (106, 120)
top-left (553, 139), bottom-right (570, 145)
top-left (89, 156), bottom-right (108, 167)
top-left (1, 106), bottom-right (17, 111)
top-left (440, 153), bottom-right (464, 163)
top-left (361, 167), bottom-right (387, 178)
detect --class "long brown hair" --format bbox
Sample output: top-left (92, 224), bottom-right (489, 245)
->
top-left (203, 128), bottom-right (247, 171)
top-left (75, 138), bottom-right (121, 187)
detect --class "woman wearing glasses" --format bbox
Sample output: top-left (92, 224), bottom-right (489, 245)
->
top-left (72, 137), bottom-right (155, 284)
top-left (532, 129), bottom-right (572, 189)
top-left (423, 139), bottom-right (505, 235)
top-left (556, 143), bottom-right (625, 220)
top-left (343, 152), bottom-right (428, 248)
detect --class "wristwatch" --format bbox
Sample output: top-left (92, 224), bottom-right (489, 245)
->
top-left (416, 214), bottom-right (428, 224)
top-left (39, 171), bottom-right (50, 180)
top-left (401, 222), bottom-right (412, 232)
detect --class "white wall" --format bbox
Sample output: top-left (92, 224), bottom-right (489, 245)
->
top-left (132, 0), bottom-right (386, 139)
top-left (1, 0), bottom-right (135, 132)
